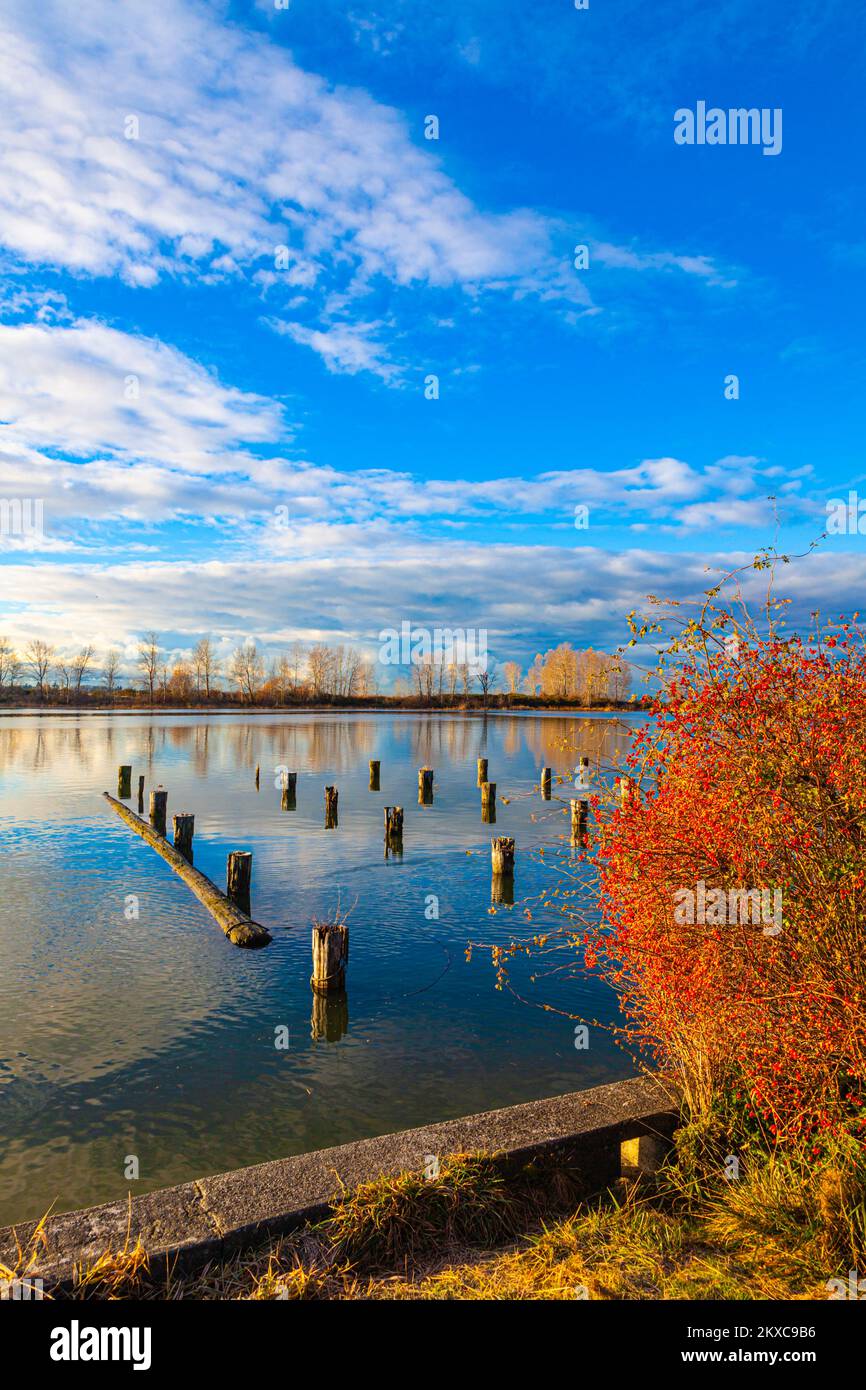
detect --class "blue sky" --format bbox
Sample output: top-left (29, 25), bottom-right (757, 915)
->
top-left (0, 0), bottom-right (864, 684)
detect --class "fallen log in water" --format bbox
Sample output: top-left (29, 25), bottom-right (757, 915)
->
top-left (102, 792), bottom-right (271, 949)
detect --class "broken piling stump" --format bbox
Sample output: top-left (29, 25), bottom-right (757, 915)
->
top-left (541, 767), bottom-right (552, 799)
top-left (571, 798), bottom-right (588, 843)
top-left (173, 813), bottom-right (194, 863)
top-left (491, 836), bottom-right (515, 876)
top-left (255, 764), bottom-right (260, 789)
top-left (102, 793), bottom-right (270, 948)
top-left (227, 850), bottom-right (253, 916)
top-left (418, 767), bottom-right (434, 804)
top-left (137, 775), bottom-right (145, 813)
top-left (324, 786), bottom-right (339, 828)
top-left (149, 787), bottom-right (167, 837)
top-left (384, 805), bottom-right (403, 845)
top-left (477, 757), bottom-right (488, 785)
top-left (117, 765), bottom-right (132, 799)
top-left (481, 781), bottom-right (496, 823)
top-left (311, 919), bottom-right (349, 994)
top-left (369, 759), bottom-right (380, 791)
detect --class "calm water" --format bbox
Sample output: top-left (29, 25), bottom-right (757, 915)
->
top-left (0, 710), bottom-right (642, 1225)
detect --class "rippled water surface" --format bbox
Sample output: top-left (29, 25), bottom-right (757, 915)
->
top-left (0, 710), bottom-right (642, 1225)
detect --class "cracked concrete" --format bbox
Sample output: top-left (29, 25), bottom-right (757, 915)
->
top-left (0, 1076), bottom-right (678, 1288)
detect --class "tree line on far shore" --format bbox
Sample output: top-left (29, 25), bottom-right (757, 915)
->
top-left (0, 633), bottom-right (634, 708)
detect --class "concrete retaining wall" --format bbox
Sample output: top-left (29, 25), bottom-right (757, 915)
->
top-left (0, 1076), bottom-right (678, 1288)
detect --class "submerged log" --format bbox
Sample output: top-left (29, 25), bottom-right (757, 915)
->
top-left (311, 920), bottom-right (349, 994)
top-left (369, 759), bottom-right (380, 791)
top-left (102, 793), bottom-right (270, 948)
top-left (117, 765), bottom-right (132, 799)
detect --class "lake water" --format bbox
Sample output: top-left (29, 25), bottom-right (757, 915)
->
top-left (0, 710), bottom-right (643, 1226)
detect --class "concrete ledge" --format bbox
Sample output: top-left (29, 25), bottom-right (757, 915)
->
top-left (0, 1076), bottom-right (678, 1288)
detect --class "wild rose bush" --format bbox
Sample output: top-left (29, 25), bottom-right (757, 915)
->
top-left (593, 589), bottom-right (866, 1149)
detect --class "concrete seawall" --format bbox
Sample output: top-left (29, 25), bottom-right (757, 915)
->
top-left (0, 1076), bottom-right (678, 1288)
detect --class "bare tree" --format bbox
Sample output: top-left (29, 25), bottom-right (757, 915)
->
top-left (229, 641), bottom-right (264, 703)
top-left (476, 668), bottom-right (493, 708)
top-left (103, 650), bottom-right (121, 698)
top-left (0, 637), bottom-right (21, 690)
top-left (25, 639), bottom-right (54, 699)
top-left (138, 632), bottom-right (159, 705)
top-left (192, 636), bottom-right (220, 700)
top-left (71, 644), bottom-right (94, 699)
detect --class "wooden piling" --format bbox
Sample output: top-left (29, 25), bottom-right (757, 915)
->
top-left (577, 755), bottom-right (590, 789)
top-left (477, 757), bottom-right (488, 785)
top-left (137, 775), bottom-right (145, 813)
top-left (481, 782), bottom-right (496, 823)
top-left (149, 786), bottom-right (167, 837)
top-left (311, 920), bottom-right (349, 994)
top-left (102, 793), bottom-right (270, 948)
top-left (491, 836), bottom-right (515, 876)
top-left (384, 805), bottom-right (404, 842)
top-left (227, 850), bottom-right (252, 915)
top-left (571, 798), bottom-right (588, 843)
top-left (324, 786), bottom-right (339, 828)
top-left (173, 813), bottom-right (194, 863)
top-left (255, 764), bottom-right (260, 789)
top-left (418, 767), bottom-right (434, 803)
top-left (541, 767), bottom-right (551, 799)
top-left (369, 759), bottom-right (380, 791)
top-left (117, 765), bottom-right (132, 799)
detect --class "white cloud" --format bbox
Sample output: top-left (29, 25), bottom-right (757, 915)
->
top-left (0, 0), bottom-right (732, 384)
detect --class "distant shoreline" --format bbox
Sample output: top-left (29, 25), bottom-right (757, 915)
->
top-left (0, 700), bottom-right (644, 718)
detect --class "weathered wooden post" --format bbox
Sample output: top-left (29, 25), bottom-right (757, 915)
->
top-left (571, 798), bottom-right (588, 843)
top-left (477, 757), bottom-right (488, 785)
top-left (173, 813), bottom-right (194, 863)
top-left (137, 775), bottom-right (145, 814)
top-left (281, 770), bottom-right (297, 811)
top-left (227, 850), bottom-right (252, 915)
top-left (369, 759), bottom-right (380, 791)
top-left (418, 767), bottom-right (434, 804)
top-left (481, 781), bottom-right (496, 823)
top-left (491, 836), bottom-right (515, 877)
top-left (117, 765), bottom-right (132, 799)
top-left (311, 920), bottom-right (349, 994)
top-left (384, 805), bottom-right (404, 842)
top-left (576, 755), bottom-right (590, 790)
top-left (541, 767), bottom-right (552, 800)
top-left (149, 786), bottom-right (167, 837)
top-left (324, 785), bottom-right (339, 828)
top-left (255, 764), bottom-right (260, 789)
